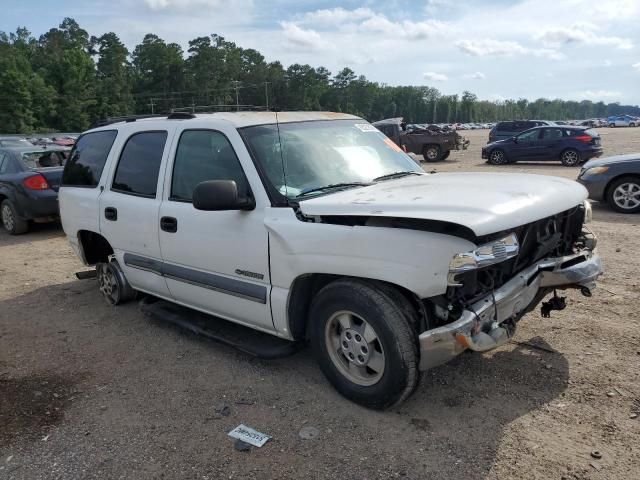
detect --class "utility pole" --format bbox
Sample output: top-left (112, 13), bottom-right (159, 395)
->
top-left (148, 98), bottom-right (156, 114)
top-left (232, 81), bottom-right (241, 111)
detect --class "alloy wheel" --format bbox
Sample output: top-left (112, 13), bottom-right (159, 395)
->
top-left (1, 205), bottom-right (14, 232)
top-left (562, 150), bottom-right (579, 166)
top-left (490, 150), bottom-right (506, 164)
top-left (613, 182), bottom-right (640, 210)
top-left (324, 310), bottom-right (385, 386)
top-left (98, 263), bottom-right (120, 305)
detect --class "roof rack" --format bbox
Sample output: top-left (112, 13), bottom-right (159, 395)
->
top-left (90, 113), bottom-right (196, 129)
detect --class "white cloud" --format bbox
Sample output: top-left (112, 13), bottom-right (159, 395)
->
top-left (299, 8), bottom-right (448, 40)
top-left (143, 0), bottom-right (249, 11)
top-left (536, 23), bottom-right (633, 50)
top-left (280, 22), bottom-right (333, 51)
top-left (575, 90), bottom-right (622, 100)
top-left (423, 72), bottom-right (448, 82)
top-left (456, 39), bottom-right (563, 60)
top-left (464, 71), bottom-right (486, 80)
top-left (633, 62), bottom-right (640, 72)
top-left (301, 7), bottom-right (375, 26)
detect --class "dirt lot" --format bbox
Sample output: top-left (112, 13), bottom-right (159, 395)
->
top-left (1, 127), bottom-right (639, 479)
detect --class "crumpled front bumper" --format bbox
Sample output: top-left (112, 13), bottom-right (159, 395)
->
top-left (418, 248), bottom-right (603, 370)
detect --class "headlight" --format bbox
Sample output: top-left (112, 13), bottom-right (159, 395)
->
top-left (583, 200), bottom-right (593, 224)
top-left (584, 166), bottom-right (609, 175)
top-left (448, 233), bottom-right (519, 286)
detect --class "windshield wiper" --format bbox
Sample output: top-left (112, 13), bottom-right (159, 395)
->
top-left (372, 171), bottom-right (421, 182)
top-left (296, 182), bottom-right (370, 198)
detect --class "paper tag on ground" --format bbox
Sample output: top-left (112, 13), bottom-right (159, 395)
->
top-left (228, 424), bottom-right (271, 447)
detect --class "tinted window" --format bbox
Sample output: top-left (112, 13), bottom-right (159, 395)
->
top-left (62, 130), bottom-right (117, 187)
top-left (541, 128), bottom-right (563, 140)
top-left (496, 122), bottom-right (514, 132)
top-left (112, 131), bottom-right (167, 197)
top-left (517, 129), bottom-right (540, 141)
top-left (0, 153), bottom-right (7, 174)
top-left (171, 130), bottom-right (248, 202)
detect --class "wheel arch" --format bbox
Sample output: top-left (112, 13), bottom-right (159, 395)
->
top-left (286, 273), bottom-right (425, 341)
top-left (77, 229), bottom-right (114, 265)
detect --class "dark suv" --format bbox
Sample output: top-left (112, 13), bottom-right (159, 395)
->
top-left (488, 120), bottom-right (555, 142)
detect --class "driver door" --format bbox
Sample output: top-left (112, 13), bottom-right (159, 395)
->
top-left (511, 129), bottom-right (542, 160)
top-left (158, 126), bottom-right (273, 332)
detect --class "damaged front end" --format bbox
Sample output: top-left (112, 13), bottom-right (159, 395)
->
top-left (418, 202), bottom-right (602, 370)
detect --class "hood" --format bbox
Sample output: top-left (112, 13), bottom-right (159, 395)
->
top-left (298, 173), bottom-right (587, 237)
top-left (582, 153), bottom-right (640, 169)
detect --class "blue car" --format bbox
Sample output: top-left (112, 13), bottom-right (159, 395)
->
top-left (481, 126), bottom-right (603, 167)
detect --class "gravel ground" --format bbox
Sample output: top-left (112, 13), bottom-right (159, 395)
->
top-left (1, 127), bottom-right (639, 480)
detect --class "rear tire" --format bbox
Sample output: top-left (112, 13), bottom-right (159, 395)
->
top-left (606, 176), bottom-right (640, 213)
top-left (97, 260), bottom-right (137, 305)
top-left (560, 149), bottom-right (581, 166)
top-left (1, 200), bottom-right (29, 235)
top-left (488, 149), bottom-right (508, 165)
top-left (309, 279), bottom-right (419, 409)
top-left (423, 145), bottom-right (441, 162)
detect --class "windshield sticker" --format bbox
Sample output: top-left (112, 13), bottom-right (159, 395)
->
top-left (383, 137), bottom-right (403, 153)
top-left (354, 123), bottom-right (378, 133)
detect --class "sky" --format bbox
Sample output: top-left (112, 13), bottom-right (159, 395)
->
top-left (3, 0), bottom-right (640, 104)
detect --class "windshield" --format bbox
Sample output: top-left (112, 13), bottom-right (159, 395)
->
top-left (20, 150), bottom-right (68, 169)
top-left (242, 119), bottom-right (421, 199)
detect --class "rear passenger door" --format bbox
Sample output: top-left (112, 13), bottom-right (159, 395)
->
top-left (158, 126), bottom-right (273, 332)
top-left (511, 129), bottom-right (541, 160)
top-left (537, 128), bottom-right (565, 160)
top-left (99, 129), bottom-right (173, 297)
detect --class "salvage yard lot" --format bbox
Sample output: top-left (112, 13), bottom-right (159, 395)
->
top-left (1, 128), bottom-right (639, 480)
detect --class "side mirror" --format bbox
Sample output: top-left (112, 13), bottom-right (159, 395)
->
top-left (192, 180), bottom-right (255, 211)
top-left (511, 136), bottom-right (518, 143)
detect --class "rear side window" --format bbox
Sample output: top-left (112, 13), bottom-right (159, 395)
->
top-left (62, 131), bottom-right (117, 187)
top-left (112, 131), bottom-right (167, 198)
top-left (496, 122), bottom-right (514, 131)
top-left (170, 130), bottom-right (248, 202)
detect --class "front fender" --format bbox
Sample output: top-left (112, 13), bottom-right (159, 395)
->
top-left (265, 208), bottom-right (475, 299)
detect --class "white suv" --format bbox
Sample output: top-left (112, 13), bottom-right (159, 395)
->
top-left (60, 112), bottom-right (602, 409)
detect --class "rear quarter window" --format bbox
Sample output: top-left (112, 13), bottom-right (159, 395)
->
top-left (111, 131), bottom-right (167, 198)
top-left (62, 130), bottom-right (118, 187)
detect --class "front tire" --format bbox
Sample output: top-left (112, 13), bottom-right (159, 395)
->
top-left (560, 149), bottom-right (581, 166)
top-left (309, 279), bottom-right (418, 409)
top-left (488, 149), bottom-right (508, 165)
top-left (607, 176), bottom-right (640, 213)
top-left (1, 200), bottom-right (29, 235)
top-left (423, 145), bottom-right (441, 162)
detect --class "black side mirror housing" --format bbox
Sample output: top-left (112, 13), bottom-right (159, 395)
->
top-left (192, 180), bottom-right (255, 211)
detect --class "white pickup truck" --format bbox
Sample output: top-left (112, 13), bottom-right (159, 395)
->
top-left (59, 112), bottom-right (602, 409)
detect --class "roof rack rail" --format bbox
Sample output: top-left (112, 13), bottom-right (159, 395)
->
top-left (90, 112), bottom-right (197, 129)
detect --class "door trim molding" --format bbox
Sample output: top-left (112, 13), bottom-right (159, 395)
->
top-left (123, 253), bottom-right (267, 304)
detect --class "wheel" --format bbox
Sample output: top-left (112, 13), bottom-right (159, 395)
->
top-left (609, 124), bottom-right (615, 128)
top-left (630, 123), bottom-right (636, 127)
top-left (309, 279), bottom-right (418, 409)
top-left (97, 260), bottom-right (136, 305)
top-left (560, 149), bottom-right (581, 166)
top-left (441, 151), bottom-right (450, 160)
top-left (1, 200), bottom-right (29, 235)
top-left (607, 176), bottom-right (640, 213)
top-left (423, 145), bottom-right (441, 162)
top-left (488, 149), bottom-right (508, 165)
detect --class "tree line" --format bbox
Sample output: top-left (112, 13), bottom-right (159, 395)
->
top-left (1, 18), bottom-right (639, 133)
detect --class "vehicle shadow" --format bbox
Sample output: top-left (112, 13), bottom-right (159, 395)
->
top-left (0, 221), bottom-right (63, 247)
top-left (590, 201), bottom-right (639, 224)
top-left (0, 282), bottom-right (569, 479)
